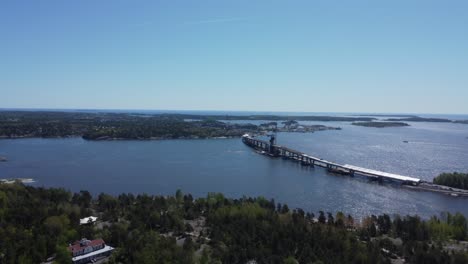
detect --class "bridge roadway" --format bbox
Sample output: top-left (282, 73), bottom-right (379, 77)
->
top-left (242, 134), bottom-right (421, 185)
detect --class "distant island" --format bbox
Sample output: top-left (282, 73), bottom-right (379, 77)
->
top-left (1, 111), bottom-right (467, 140)
top-left (353, 114), bottom-right (419, 118)
top-left (259, 120), bottom-right (341, 133)
top-left (352, 121), bottom-right (410, 128)
top-left (0, 111), bottom-right (344, 140)
top-left (386, 117), bottom-right (452, 123)
top-left (165, 113), bottom-right (375, 122)
top-left (386, 117), bottom-right (468, 124)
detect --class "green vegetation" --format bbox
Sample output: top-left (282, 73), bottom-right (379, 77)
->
top-left (2, 111), bottom-right (467, 140)
top-left (0, 183), bottom-right (467, 263)
top-left (259, 120), bottom-right (341, 133)
top-left (433, 172), bottom-right (468, 190)
top-left (352, 122), bottom-right (410, 128)
top-left (0, 111), bottom-right (370, 140)
top-left (0, 111), bottom-right (258, 140)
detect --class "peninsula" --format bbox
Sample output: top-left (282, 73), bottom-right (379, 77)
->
top-left (0, 111), bottom-right (344, 140)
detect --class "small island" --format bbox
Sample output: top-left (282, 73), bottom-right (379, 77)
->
top-left (259, 120), bottom-right (341, 133)
top-left (386, 117), bottom-right (452, 123)
top-left (385, 117), bottom-right (468, 124)
top-left (352, 121), bottom-right (410, 128)
top-left (433, 172), bottom-right (468, 190)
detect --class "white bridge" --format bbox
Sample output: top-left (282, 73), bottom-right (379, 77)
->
top-left (341, 164), bottom-right (420, 184)
top-left (242, 134), bottom-right (421, 185)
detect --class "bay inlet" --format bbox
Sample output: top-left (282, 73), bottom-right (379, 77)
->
top-left (1, 120), bottom-right (468, 219)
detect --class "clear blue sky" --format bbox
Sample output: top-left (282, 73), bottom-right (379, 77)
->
top-left (1, 0), bottom-right (467, 114)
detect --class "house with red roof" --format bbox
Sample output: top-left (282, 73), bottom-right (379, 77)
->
top-left (68, 238), bottom-right (114, 264)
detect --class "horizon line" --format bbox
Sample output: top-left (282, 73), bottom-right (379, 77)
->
top-left (0, 107), bottom-right (467, 116)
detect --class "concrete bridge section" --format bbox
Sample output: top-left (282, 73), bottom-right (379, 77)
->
top-left (242, 134), bottom-right (421, 185)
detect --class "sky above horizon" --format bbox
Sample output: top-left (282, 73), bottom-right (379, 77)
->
top-left (1, 1), bottom-right (468, 114)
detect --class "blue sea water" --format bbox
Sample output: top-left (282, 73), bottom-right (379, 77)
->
top-left (1, 112), bottom-right (468, 219)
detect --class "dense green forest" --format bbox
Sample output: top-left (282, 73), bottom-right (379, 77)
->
top-left (0, 111), bottom-right (350, 140)
top-left (433, 173), bottom-right (468, 190)
top-left (0, 111), bottom-right (258, 140)
top-left (0, 183), bottom-right (467, 263)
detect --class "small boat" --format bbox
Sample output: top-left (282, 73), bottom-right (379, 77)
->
top-left (403, 140), bottom-right (409, 143)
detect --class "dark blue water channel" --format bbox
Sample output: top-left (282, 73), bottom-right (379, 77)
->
top-left (1, 121), bottom-right (467, 219)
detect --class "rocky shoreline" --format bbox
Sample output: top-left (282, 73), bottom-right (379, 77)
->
top-left (403, 182), bottom-right (468, 197)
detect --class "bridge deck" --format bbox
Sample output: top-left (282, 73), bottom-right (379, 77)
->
top-left (342, 164), bottom-right (420, 183)
top-left (242, 135), bottom-right (421, 184)
top-left (302, 154), bottom-right (341, 167)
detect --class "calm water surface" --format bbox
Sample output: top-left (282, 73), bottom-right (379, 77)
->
top-left (1, 121), bottom-right (467, 219)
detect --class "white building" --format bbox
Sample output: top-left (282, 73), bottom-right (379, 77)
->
top-left (79, 216), bottom-right (98, 225)
top-left (68, 238), bottom-right (114, 264)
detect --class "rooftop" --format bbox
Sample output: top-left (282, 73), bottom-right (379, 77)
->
top-left (68, 238), bottom-right (104, 253)
top-left (71, 245), bottom-right (114, 262)
top-left (79, 216), bottom-right (98, 225)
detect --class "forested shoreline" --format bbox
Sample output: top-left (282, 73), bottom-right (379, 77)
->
top-left (0, 111), bottom-right (348, 140)
top-left (0, 183), bottom-right (467, 263)
top-left (433, 173), bottom-right (468, 190)
top-left (0, 111), bottom-right (259, 140)
top-left (1, 111), bottom-right (467, 140)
